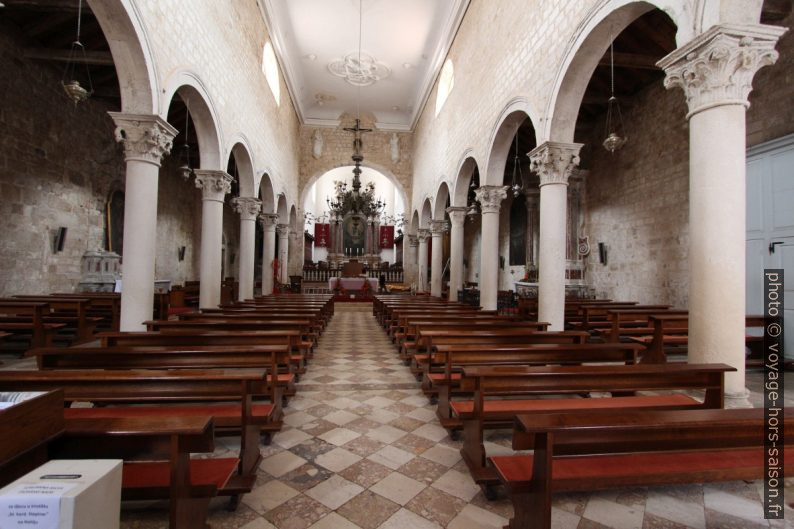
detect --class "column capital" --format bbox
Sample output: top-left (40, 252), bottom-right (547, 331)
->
top-left (474, 185), bottom-right (508, 214)
top-left (529, 141), bottom-right (583, 187)
top-left (259, 212), bottom-right (279, 229)
top-left (417, 228), bottom-right (431, 242)
top-left (108, 112), bottom-right (177, 166)
top-left (446, 206), bottom-right (468, 227)
top-left (657, 24), bottom-right (786, 118)
top-left (276, 223), bottom-right (290, 238)
top-left (193, 170), bottom-right (233, 202)
top-left (407, 235), bottom-right (419, 247)
top-left (430, 219), bottom-right (449, 235)
top-left (233, 197), bottom-right (262, 221)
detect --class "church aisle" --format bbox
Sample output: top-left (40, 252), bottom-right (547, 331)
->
top-left (100, 303), bottom-right (789, 528)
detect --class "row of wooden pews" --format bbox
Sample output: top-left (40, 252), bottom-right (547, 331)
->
top-left (374, 294), bottom-right (791, 528)
top-left (0, 293), bottom-right (334, 529)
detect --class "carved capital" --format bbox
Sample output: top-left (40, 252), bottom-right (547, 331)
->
top-left (276, 223), bottom-right (290, 238)
top-left (430, 220), bottom-right (449, 236)
top-left (528, 141), bottom-right (582, 187)
top-left (446, 206), bottom-right (468, 228)
top-left (474, 185), bottom-right (508, 214)
top-left (259, 213), bottom-right (280, 229)
top-left (193, 170), bottom-right (233, 202)
top-left (233, 197), bottom-right (262, 221)
top-left (108, 113), bottom-right (177, 166)
top-left (657, 24), bottom-right (786, 118)
top-left (417, 228), bottom-right (431, 243)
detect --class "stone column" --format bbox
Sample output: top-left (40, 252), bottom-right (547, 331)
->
top-left (194, 170), bottom-right (233, 309)
top-left (407, 235), bottom-right (419, 287)
top-left (109, 113), bottom-right (176, 331)
top-left (276, 224), bottom-right (290, 285)
top-left (259, 213), bottom-right (279, 296)
top-left (416, 229), bottom-right (430, 292)
top-left (430, 220), bottom-right (448, 297)
top-left (524, 189), bottom-right (540, 268)
top-left (475, 186), bottom-right (508, 310)
top-left (233, 197), bottom-right (261, 301)
top-left (446, 207), bottom-right (468, 301)
top-left (529, 142), bottom-right (582, 330)
top-left (658, 24), bottom-right (785, 399)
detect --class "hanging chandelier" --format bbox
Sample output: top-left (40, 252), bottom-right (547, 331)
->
top-left (603, 35), bottom-right (627, 153)
top-left (179, 100), bottom-right (194, 180)
top-left (326, 0), bottom-right (386, 220)
top-left (61, 0), bottom-right (94, 105)
top-left (510, 131), bottom-right (524, 197)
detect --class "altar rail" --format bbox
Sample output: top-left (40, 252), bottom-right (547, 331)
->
top-left (302, 267), bottom-right (404, 284)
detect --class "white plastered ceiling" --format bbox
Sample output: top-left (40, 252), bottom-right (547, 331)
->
top-left (257, 0), bottom-right (469, 131)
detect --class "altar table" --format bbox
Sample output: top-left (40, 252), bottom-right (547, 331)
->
top-left (329, 277), bottom-right (379, 291)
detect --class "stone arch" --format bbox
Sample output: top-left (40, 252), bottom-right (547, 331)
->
top-left (276, 193), bottom-right (289, 224)
top-left (300, 161), bottom-right (409, 218)
top-left (226, 138), bottom-right (256, 198)
top-left (420, 198), bottom-right (433, 228)
top-left (410, 210), bottom-right (421, 234)
top-left (162, 72), bottom-right (222, 170)
top-left (433, 182), bottom-right (451, 220)
top-left (545, 0), bottom-right (686, 143)
top-left (258, 173), bottom-right (276, 214)
top-left (87, 0), bottom-right (159, 113)
top-left (452, 154), bottom-right (481, 208)
top-left (482, 98), bottom-right (537, 186)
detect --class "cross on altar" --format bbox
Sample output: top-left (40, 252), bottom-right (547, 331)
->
top-left (343, 118), bottom-right (372, 156)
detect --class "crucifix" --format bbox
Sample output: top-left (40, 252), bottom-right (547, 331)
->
top-left (343, 118), bottom-right (372, 189)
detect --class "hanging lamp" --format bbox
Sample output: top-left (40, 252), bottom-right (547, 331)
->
top-left (510, 131), bottom-right (524, 197)
top-left (179, 100), bottom-right (194, 180)
top-left (61, 0), bottom-right (94, 105)
top-left (602, 36), bottom-right (627, 153)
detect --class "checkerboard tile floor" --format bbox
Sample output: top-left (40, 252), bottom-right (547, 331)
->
top-left (3, 303), bottom-right (791, 528)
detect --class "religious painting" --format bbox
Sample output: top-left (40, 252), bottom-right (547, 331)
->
top-left (509, 199), bottom-right (527, 266)
top-left (343, 214), bottom-right (366, 254)
top-left (106, 189), bottom-right (124, 255)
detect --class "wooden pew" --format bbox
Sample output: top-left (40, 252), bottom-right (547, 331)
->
top-left (56, 415), bottom-right (236, 529)
top-left (0, 369), bottom-right (273, 488)
top-left (491, 408), bottom-right (794, 529)
top-left (454, 362), bottom-right (734, 493)
top-left (99, 330), bottom-right (306, 382)
top-left (0, 301), bottom-right (65, 350)
top-left (53, 292), bottom-right (121, 332)
top-left (602, 308), bottom-right (688, 343)
top-left (426, 343), bottom-right (642, 426)
top-left (633, 313), bottom-right (767, 364)
top-left (31, 344), bottom-right (291, 411)
top-left (13, 295), bottom-right (101, 343)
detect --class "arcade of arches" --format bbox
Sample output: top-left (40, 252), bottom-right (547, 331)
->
top-left (1, 0), bottom-right (794, 527)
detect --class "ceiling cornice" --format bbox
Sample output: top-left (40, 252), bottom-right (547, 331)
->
top-left (257, 0), bottom-right (471, 133)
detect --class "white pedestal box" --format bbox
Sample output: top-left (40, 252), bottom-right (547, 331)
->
top-left (0, 459), bottom-right (122, 529)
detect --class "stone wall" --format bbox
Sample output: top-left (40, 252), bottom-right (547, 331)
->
top-left (747, 10), bottom-right (794, 147)
top-left (0, 18), bottom-right (210, 295)
top-left (0, 20), bottom-right (124, 295)
top-left (580, 80), bottom-right (690, 307)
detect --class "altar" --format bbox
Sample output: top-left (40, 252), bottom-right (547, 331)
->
top-left (329, 277), bottom-right (378, 291)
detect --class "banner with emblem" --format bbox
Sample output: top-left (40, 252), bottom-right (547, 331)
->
top-left (314, 223), bottom-right (330, 247)
top-left (379, 225), bottom-right (394, 249)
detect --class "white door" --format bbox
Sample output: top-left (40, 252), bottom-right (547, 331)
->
top-left (746, 134), bottom-right (794, 359)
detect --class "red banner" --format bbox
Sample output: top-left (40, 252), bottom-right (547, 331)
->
top-left (314, 223), bottom-right (330, 247)
top-left (379, 225), bottom-right (394, 249)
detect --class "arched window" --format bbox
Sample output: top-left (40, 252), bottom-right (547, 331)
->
top-left (262, 42), bottom-right (280, 106)
top-left (435, 59), bottom-right (454, 117)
